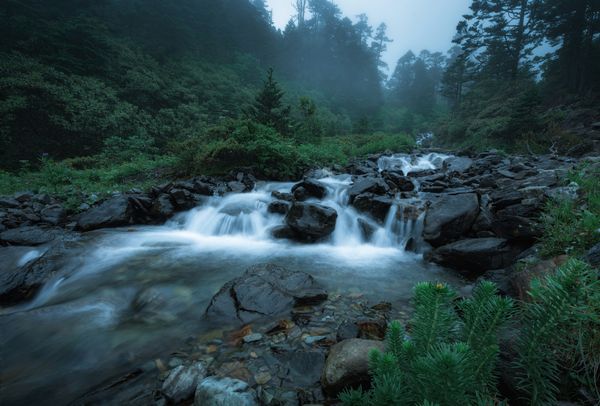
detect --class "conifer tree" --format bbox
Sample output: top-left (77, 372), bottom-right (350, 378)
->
top-left (246, 68), bottom-right (291, 136)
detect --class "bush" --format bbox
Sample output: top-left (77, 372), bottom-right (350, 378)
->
top-left (340, 281), bottom-right (514, 405)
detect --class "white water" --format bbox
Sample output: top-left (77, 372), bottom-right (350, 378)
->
top-left (1, 153), bottom-right (462, 405)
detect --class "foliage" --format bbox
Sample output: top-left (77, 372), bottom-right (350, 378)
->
top-left (245, 68), bottom-right (292, 136)
top-left (513, 259), bottom-right (600, 404)
top-left (340, 281), bottom-right (514, 405)
top-left (540, 163), bottom-right (600, 257)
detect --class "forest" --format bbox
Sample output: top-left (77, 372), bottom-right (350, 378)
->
top-left (0, 1), bottom-right (599, 405)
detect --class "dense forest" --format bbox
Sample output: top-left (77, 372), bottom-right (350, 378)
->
top-left (1, 0), bottom-right (598, 179)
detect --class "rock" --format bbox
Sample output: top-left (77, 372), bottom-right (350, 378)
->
top-left (490, 189), bottom-right (523, 210)
top-left (426, 238), bottom-right (518, 276)
top-left (491, 214), bottom-right (542, 242)
top-left (271, 191), bottom-right (293, 202)
top-left (285, 202), bottom-right (337, 242)
top-left (227, 181), bottom-right (247, 193)
top-left (508, 256), bottom-right (567, 301)
top-left (382, 171), bottom-right (415, 192)
top-left (292, 179), bottom-right (328, 200)
top-left (267, 200), bottom-right (290, 215)
top-left (270, 225), bottom-right (298, 240)
top-left (194, 377), bottom-right (258, 406)
top-left (352, 193), bottom-right (393, 223)
top-left (77, 195), bottom-right (136, 231)
top-left (169, 188), bottom-right (198, 210)
top-left (585, 243), bottom-right (600, 268)
top-left (205, 263), bottom-right (327, 324)
top-left (274, 350), bottom-right (326, 386)
top-left (242, 333), bottom-right (262, 343)
top-left (444, 156), bottom-right (473, 173)
top-left (0, 197), bottom-right (20, 208)
top-left (151, 194), bottom-right (175, 219)
top-left (336, 319), bottom-right (387, 341)
top-left (357, 218), bottom-right (377, 240)
top-left (0, 226), bottom-right (62, 246)
top-left (348, 176), bottom-right (390, 203)
top-left (40, 204), bottom-right (66, 225)
top-left (423, 193), bottom-right (479, 246)
top-left (161, 363), bottom-right (206, 403)
top-left (321, 338), bottom-right (385, 395)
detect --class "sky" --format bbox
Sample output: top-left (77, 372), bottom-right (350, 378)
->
top-left (267, 0), bottom-right (472, 71)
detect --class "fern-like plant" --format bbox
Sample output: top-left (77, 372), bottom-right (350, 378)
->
top-left (340, 281), bottom-right (514, 406)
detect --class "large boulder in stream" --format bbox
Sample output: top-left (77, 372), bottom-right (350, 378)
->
top-left (423, 193), bottom-right (479, 246)
top-left (352, 193), bottom-right (393, 223)
top-left (426, 238), bottom-right (518, 277)
top-left (205, 263), bottom-right (327, 324)
top-left (348, 176), bottom-right (390, 203)
top-left (292, 178), bottom-right (328, 200)
top-left (285, 202), bottom-right (338, 242)
top-left (77, 195), bottom-right (148, 231)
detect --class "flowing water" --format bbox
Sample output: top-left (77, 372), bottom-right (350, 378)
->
top-left (0, 153), bottom-right (462, 404)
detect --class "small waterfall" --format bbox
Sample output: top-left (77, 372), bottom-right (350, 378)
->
top-left (377, 152), bottom-right (449, 175)
top-left (372, 201), bottom-right (425, 251)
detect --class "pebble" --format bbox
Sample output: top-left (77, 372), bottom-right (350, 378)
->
top-left (243, 333), bottom-right (263, 343)
top-left (254, 371), bottom-right (272, 385)
top-left (304, 335), bottom-right (327, 345)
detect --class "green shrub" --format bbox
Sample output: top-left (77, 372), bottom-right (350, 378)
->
top-left (340, 281), bottom-right (514, 405)
top-left (513, 259), bottom-right (600, 404)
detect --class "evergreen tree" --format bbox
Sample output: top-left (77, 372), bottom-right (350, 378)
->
top-left (246, 68), bottom-right (291, 135)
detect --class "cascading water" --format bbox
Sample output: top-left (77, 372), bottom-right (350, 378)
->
top-left (0, 153), bottom-right (462, 405)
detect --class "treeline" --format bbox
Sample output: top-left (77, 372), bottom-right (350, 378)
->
top-left (0, 0), bottom-right (392, 168)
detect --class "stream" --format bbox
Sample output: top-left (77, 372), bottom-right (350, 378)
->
top-left (0, 153), bottom-right (465, 404)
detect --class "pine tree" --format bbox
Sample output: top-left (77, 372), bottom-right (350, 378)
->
top-left (246, 68), bottom-right (291, 136)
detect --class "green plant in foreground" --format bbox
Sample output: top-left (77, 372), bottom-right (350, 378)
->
top-left (513, 259), bottom-right (600, 405)
top-left (340, 281), bottom-right (514, 406)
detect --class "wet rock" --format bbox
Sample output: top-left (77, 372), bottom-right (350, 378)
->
top-left (0, 197), bottom-right (20, 208)
top-left (285, 202), bottom-right (337, 242)
top-left (169, 188), bottom-right (198, 210)
top-left (40, 204), bottom-right (66, 225)
top-left (321, 339), bottom-right (385, 395)
top-left (336, 319), bottom-right (387, 341)
top-left (426, 238), bottom-right (518, 276)
top-left (423, 193), bottom-right (479, 247)
top-left (357, 218), bottom-right (377, 240)
top-left (195, 377), bottom-right (258, 406)
top-left (151, 194), bottom-right (175, 219)
top-left (243, 333), bottom-right (262, 343)
top-left (77, 195), bottom-right (136, 231)
top-left (271, 191), bottom-right (294, 202)
top-left (444, 156), bottom-right (473, 173)
top-left (227, 181), bottom-right (247, 193)
top-left (275, 350), bottom-right (326, 386)
top-left (205, 264), bottom-right (327, 324)
top-left (270, 225), bottom-right (298, 240)
top-left (491, 214), bottom-right (542, 243)
top-left (352, 193), bottom-right (393, 223)
top-left (292, 179), bottom-right (328, 200)
top-left (0, 226), bottom-right (63, 246)
top-left (382, 171), bottom-right (415, 192)
top-left (348, 176), bottom-right (390, 203)
top-left (267, 200), bottom-right (290, 215)
top-left (161, 362), bottom-right (206, 403)
top-left (585, 243), bottom-right (600, 268)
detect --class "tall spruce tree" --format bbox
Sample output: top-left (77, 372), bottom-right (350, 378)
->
top-left (246, 68), bottom-right (291, 135)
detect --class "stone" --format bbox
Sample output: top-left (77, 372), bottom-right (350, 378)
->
top-left (227, 181), bottom-right (247, 193)
top-left (243, 333), bottom-right (262, 343)
top-left (352, 193), bottom-right (393, 223)
top-left (254, 372), bottom-right (271, 385)
top-left (491, 214), bottom-right (542, 242)
top-left (0, 197), bottom-right (20, 208)
top-left (292, 179), bottom-right (328, 200)
top-left (194, 377), bottom-right (258, 406)
top-left (274, 350), bottom-right (326, 386)
top-left (285, 202), bottom-right (337, 242)
top-left (321, 339), bottom-right (385, 395)
top-left (357, 218), bottom-right (377, 240)
top-left (444, 156), bottom-right (473, 173)
top-left (205, 264), bottom-right (327, 324)
top-left (267, 200), bottom-right (290, 215)
top-left (304, 335), bottom-right (327, 345)
top-left (382, 171), bottom-right (415, 192)
top-left (270, 225), bottom-right (298, 240)
top-left (169, 188), bottom-right (198, 210)
top-left (151, 194), bottom-right (175, 219)
top-left (0, 226), bottom-right (62, 246)
top-left (271, 191), bottom-right (293, 202)
top-left (423, 193), bottom-right (479, 246)
top-left (426, 238), bottom-right (518, 276)
top-left (40, 204), bottom-right (66, 225)
top-left (161, 362), bottom-right (206, 403)
top-left (348, 176), bottom-right (390, 203)
top-left (77, 195), bottom-right (136, 231)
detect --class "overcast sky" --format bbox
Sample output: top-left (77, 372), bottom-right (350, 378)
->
top-left (267, 0), bottom-right (471, 71)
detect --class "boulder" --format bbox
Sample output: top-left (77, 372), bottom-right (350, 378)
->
top-left (285, 202), bottom-right (337, 242)
top-left (381, 171), bottom-right (415, 192)
top-left (291, 179), bottom-right (328, 200)
top-left (77, 195), bottom-right (136, 231)
top-left (161, 363), bottom-right (206, 403)
top-left (169, 188), bottom-right (199, 210)
top-left (491, 215), bottom-right (542, 242)
top-left (348, 176), bottom-right (390, 203)
top-left (270, 225), bottom-right (298, 240)
top-left (39, 204), bottom-right (66, 226)
top-left (321, 338), bottom-right (385, 395)
top-left (205, 263), bottom-right (327, 324)
top-left (426, 238), bottom-right (517, 276)
top-left (194, 377), bottom-right (258, 406)
top-left (151, 194), bottom-right (175, 219)
top-left (352, 193), bottom-right (393, 223)
top-left (267, 200), bottom-right (290, 215)
top-left (0, 226), bottom-right (62, 246)
top-left (274, 350), bottom-right (326, 386)
top-left (444, 156), bottom-right (473, 173)
top-left (0, 197), bottom-right (20, 209)
top-left (271, 191), bottom-right (294, 202)
top-left (423, 193), bottom-right (479, 246)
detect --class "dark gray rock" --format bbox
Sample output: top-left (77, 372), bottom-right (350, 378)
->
top-left (423, 193), bottom-right (479, 247)
top-left (352, 193), bottom-right (393, 223)
top-left (444, 156), bottom-right (473, 173)
top-left (348, 176), bottom-right (390, 202)
top-left (285, 202), bottom-right (337, 242)
top-left (0, 197), bottom-right (20, 208)
top-left (161, 363), bottom-right (206, 403)
top-left (270, 225), bottom-right (298, 240)
top-left (169, 188), bottom-right (198, 210)
top-left (321, 339), bottom-right (385, 396)
top-left (151, 194), bottom-right (174, 219)
top-left (491, 214), bottom-right (542, 242)
top-left (426, 238), bottom-right (518, 276)
top-left (490, 189), bottom-right (523, 210)
top-left (382, 171), bottom-right (415, 192)
top-left (77, 195), bottom-right (136, 231)
top-left (267, 200), bottom-right (290, 215)
top-left (271, 191), bottom-right (294, 202)
top-left (274, 350), bottom-right (326, 387)
top-left (0, 226), bottom-right (62, 246)
top-left (205, 263), bottom-right (327, 324)
top-left (194, 377), bottom-right (258, 406)
top-left (357, 218), bottom-right (377, 240)
top-left (292, 179), bottom-right (328, 200)
top-left (40, 204), bottom-right (66, 225)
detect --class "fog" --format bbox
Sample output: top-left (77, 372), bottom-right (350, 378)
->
top-left (268, 0), bottom-right (471, 69)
